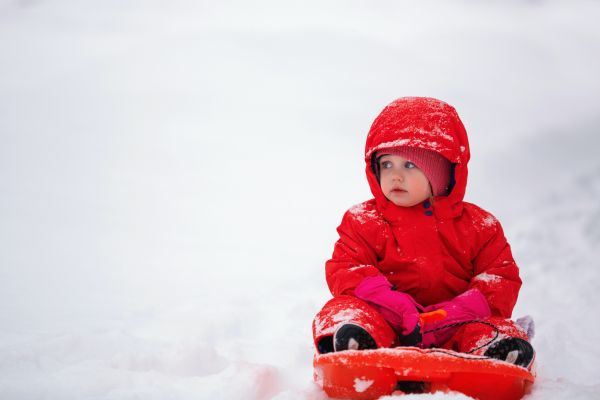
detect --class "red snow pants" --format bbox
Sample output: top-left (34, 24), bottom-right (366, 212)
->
top-left (312, 296), bottom-right (531, 356)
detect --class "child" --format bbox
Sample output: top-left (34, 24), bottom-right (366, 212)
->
top-left (312, 97), bottom-right (535, 369)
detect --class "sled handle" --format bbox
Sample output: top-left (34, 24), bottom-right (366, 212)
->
top-left (419, 309), bottom-right (448, 326)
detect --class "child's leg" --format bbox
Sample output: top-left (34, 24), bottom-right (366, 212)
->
top-left (442, 317), bottom-right (535, 369)
top-left (312, 295), bottom-right (397, 353)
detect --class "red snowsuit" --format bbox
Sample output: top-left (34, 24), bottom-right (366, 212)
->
top-left (313, 97), bottom-right (530, 356)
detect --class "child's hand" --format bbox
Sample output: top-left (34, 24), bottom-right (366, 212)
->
top-left (354, 275), bottom-right (422, 346)
top-left (421, 288), bottom-right (491, 348)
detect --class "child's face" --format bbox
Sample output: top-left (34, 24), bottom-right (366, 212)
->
top-left (379, 154), bottom-right (432, 207)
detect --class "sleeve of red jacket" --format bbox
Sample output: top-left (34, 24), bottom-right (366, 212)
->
top-left (325, 209), bottom-right (382, 297)
top-left (468, 213), bottom-right (522, 318)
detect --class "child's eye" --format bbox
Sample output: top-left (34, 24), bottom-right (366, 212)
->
top-left (381, 161), bottom-right (393, 169)
top-left (404, 161), bottom-right (416, 169)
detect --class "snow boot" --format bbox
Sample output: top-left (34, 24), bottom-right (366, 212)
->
top-left (484, 337), bottom-right (534, 368)
top-left (333, 323), bottom-right (378, 352)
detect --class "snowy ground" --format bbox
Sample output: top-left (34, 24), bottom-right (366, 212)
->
top-left (1, 1), bottom-right (600, 399)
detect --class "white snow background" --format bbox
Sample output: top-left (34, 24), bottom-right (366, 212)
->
top-left (1, 0), bottom-right (600, 399)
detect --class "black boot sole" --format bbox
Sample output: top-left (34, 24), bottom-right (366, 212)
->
top-left (484, 337), bottom-right (534, 368)
top-left (334, 324), bottom-right (378, 352)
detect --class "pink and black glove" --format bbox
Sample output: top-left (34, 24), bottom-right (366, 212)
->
top-left (421, 288), bottom-right (491, 348)
top-left (354, 275), bottom-right (422, 346)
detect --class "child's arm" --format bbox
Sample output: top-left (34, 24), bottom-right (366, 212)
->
top-left (468, 213), bottom-right (522, 318)
top-left (325, 207), bottom-right (383, 296)
top-left (325, 205), bottom-right (424, 344)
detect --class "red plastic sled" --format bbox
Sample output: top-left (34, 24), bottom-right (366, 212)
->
top-left (314, 347), bottom-right (535, 399)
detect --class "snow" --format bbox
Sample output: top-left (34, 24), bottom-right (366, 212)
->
top-left (367, 137), bottom-right (454, 160)
top-left (379, 393), bottom-right (473, 400)
top-left (353, 378), bottom-right (374, 393)
top-left (473, 273), bottom-right (501, 284)
top-left (1, 0), bottom-right (600, 399)
top-left (348, 203), bottom-right (380, 224)
top-left (332, 310), bottom-right (360, 324)
top-left (482, 215), bottom-right (497, 227)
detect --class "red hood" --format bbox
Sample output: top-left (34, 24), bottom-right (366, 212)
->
top-left (364, 97), bottom-right (470, 220)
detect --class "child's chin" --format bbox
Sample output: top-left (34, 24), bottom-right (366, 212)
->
top-left (389, 197), bottom-right (416, 207)
top-left (393, 202), bottom-right (414, 207)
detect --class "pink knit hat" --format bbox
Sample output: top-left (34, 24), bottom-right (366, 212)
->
top-left (376, 147), bottom-right (453, 196)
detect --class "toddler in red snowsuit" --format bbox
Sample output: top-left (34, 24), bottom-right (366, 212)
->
top-left (312, 97), bottom-right (535, 369)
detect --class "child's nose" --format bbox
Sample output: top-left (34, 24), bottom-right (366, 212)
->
top-left (392, 170), bottom-right (405, 181)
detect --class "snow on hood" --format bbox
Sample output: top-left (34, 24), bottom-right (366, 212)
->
top-left (364, 97), bottom-right (470, 220)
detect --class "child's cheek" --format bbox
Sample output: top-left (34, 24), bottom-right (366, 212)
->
top-left (380, 177), bottom-right (392, 198)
